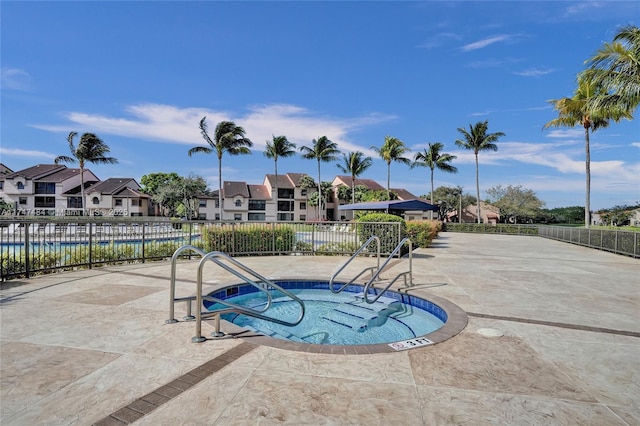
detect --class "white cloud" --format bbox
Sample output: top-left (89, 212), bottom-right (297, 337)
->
top-left (544, 129), bottom-right (584, 139)
top-left (513, 67), bottom-right (556, 77)
top-left (461, 34), bottom-right (513, 52)
top-left (0, 147), bottom-right (55, 160)
top-left (1, 68), bottom-right (33, 91)
top-left (631, 142), bottom-right (640, 148)
top-left (417, 32), bottom-right (461, 49)
top-left (31, 103), bottom-right (395, 158)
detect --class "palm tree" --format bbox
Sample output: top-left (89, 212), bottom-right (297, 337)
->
top-left (188, 117), bottom-right (253, 221)
top-left (544, 75), bottom-right (629, 228)
top-left (411, 142), bottom-right (458, 218)
top-left (264, 135), bottom-right (297, 215)
top-left (371, 135), bottom-right (411, 200)
top-left (584, 25), bottom-right (640, 116)
top-left (54, 132), bottom-right (118, 215)
top-left (455, 121), bottom-right (505, 224)
top-left (299, 136), bottom-right (339, 220)
top-left (336, 151), bottom-right (373, 205)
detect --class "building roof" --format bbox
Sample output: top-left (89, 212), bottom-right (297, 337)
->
top-left (4, 164), bottom-right (67, 180)
top-left (265, 174), bottom-right (294, 188)
top-left (0, 164), bottom-right (14, 177)
top-left (338, 199), bottom-right (438, 212)
top-left (224, 181), bottom-right (250, 197)
top-left (248, 184), bottom-right (271, 200)
top-left (86, 178), bottom-right (140, 195)
top-left (391, 188), bottom-right (417, 200)
top-left (286, 173), bottom-right (311, 186)
top-left (62, 180), bottom-right (101, 195)
top-left (335, 176), bottom-right (385, 191)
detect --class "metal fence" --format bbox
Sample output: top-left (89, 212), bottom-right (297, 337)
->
top-left (538, 225), bottom-right (639, 258)
top-left (0, 219), bottom-right (403, 280)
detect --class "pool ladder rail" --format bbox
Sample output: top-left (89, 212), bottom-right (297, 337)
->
top-left (166, 245), bottom-right (305, 343)
top-left (329, 236), bottom-right (413, 302)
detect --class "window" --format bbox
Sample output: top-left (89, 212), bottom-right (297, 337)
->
top-left (131, 212), bottom-right (143, 217)
top-left (301, 189), bottom-right (307, 196)
top-left (199, 200), bottom-right (207, 207)
top-left (67, 197), bottom-right (83, 208)
top-left (234, 213), bottom-right (242, 221)
top-left (277, 213), bottom-right (293, 221)
top-left (278, 200), bottom-right (293, 211)
top-left (0, 182), bottom-right (3, 190)
top-left (215, 199), bottom-right (220, 208)
top-left (131, 199), bottom-right (140, 206)
top-left (115, 199), bottom-right (123, 206)
top-left (198, 213), bottom-right (207, 220)
top-left (19, 197), bottom-right (27, 205)
top-left (248, 212), bottom-right (265, 221)
top-left (35, 182), bottom-right (56, 194)
top-left (215, 213), bottom-right (220, 221)
top-left (34, 196), bottom-right (55, 208)
top-left (235, 199), bottom-right (242, 207)
top-left (278, 188), bottom-right (294, 199)
top-left (300, 215), bottom-right (306, 221)
top-left (248, 200), bottom-right (265, 210)
top-left (299, 202), bottom-right (306, 210)
top-left (17, 182), bottom-right (25, 190)
top-left (92, 197), bottom-right (99, 205)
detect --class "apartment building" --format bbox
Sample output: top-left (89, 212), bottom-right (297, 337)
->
top-left (0, 164), bottom-right (99, 216)
top-left (85, 178), bottom-right (150, 217)
top-left (198, 173), bottom-right (317, 221)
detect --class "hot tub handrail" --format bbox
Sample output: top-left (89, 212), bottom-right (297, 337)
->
top-left (193, 251), bottom-right (306, 343)
top-left (363, 238), bottom-right (413, 304)
top-left (167, 245), bottom-right (208, 323)
top-left (329, 236), bottom-right (381, 294)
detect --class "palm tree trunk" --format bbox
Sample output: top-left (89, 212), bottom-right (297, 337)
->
top-left (430, 167), bottom-right (435, 220)
top-left (351, 174), bottom-right (355, 205)
top-left (584, 126), bottom-right (591, 229)
top-left (218, 156), bottom-right (223, 221)
top-left (317, 160), bottom-right (322, 220)
top-left (80, 165), bottom-right (85, 216)
top-left (274, 159), bottom-right (278, 221)
top-left (475, 153), bottom-right (481, 224)
top-left (387, 162), bottom-right (391, 200)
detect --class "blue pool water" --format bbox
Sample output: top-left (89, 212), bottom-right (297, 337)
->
top-left (204, 281), bottom-right (446, 346)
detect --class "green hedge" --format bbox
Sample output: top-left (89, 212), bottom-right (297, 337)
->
top-left (201, 224), bottom-right (296, 254)
top-left (356, 213), bottom-right (406, 254)
top-left (446, 223), bottom-right (539, 235)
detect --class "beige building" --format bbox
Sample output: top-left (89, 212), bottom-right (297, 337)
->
top-left (85, 178), bottom-right (150, 217)
top-left (0, 164), bottom-right (99, 216)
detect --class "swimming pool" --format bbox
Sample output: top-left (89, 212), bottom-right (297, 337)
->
top-left (204, 279), bottom-right (466, 349)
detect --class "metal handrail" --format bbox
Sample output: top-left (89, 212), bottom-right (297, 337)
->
top-left (192, 251), bottom-right (306, 343)
top-left (329, 236), bottom-right (381, 293)
top-left (363, 238), bottom-right (413, 304)
top-left (166, 245), bottom-right (207, 323)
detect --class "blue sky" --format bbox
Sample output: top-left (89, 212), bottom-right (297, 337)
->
top-left (1, 1), bottom-right (638, 210)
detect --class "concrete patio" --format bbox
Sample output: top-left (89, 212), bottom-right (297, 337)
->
top-left (1, 232), bottom-right (638, 425)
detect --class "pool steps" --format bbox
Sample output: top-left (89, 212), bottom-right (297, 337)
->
top-left (321, 293), bottom-right (402, 332)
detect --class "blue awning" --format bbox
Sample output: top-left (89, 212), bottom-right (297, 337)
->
top-left (338, 199), bottom-right (438, 211)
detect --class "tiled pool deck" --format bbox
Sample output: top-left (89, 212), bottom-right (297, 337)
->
top-left (1, 233), bottom-right (638, 425)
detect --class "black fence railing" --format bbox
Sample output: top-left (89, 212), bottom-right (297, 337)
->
top-left (0, 219), bottom-right (403, 280)
top-left (538, 225), bottom-right (639, 258)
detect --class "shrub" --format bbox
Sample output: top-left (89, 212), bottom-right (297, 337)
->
top-left (355, 213), bottom-right (406, 254)
top-left (405, 220), bottom-right (439, 248)
top-left (201, 223), bottom-right (296, 255)
top-left (316, 241), bottom-right (359, 255)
